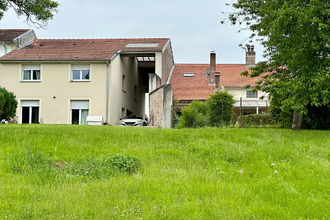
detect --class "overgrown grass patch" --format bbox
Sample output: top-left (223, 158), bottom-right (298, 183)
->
top-left (0, 125), bottom-right (329, 219)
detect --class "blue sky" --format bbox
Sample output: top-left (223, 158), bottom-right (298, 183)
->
top-left (1, 0), bottom-right (265, 64)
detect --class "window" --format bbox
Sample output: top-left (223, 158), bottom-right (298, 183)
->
top-left (246, 90), bottom-right (258, 98)
top-left (22, 65), bottom-right (40, 81)
top-left (71, 100), bottom-right (89, 125)
top-left (122, 74), bottom-right (127, 92)
top-left (184, 73), bottom-right (194, 77)
top-left (21, 100), bottom-right (39, 124)
top-left (72, 65), bottom-right (90, 81)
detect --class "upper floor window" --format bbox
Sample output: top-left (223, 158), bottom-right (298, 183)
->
top-left (22, 65), bottom-right (40, 81)
top-left (246, 90), bottom-right (258, 98)
top-left (72, 65), bottom-right (90, 81)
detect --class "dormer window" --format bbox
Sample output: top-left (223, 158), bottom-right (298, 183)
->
top-left (184, 73), bottom-right (194, 77)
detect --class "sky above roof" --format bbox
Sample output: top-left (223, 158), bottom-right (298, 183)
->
top-left (0, 0), bottom-right (266, 64)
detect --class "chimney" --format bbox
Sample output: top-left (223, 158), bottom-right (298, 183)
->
top-left (245, 44), bottom-right (256, 67)
top-left (209, 51), bottom-right (216, 85)
top-left (32, 37), bottom-right (38, 46)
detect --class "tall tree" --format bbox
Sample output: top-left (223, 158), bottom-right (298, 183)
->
top-left (0, 0), bottom-right (59, 27)
top-left (207, 91), bottom-right (235, 127)
top-left (225, 0), bottom-right (330, 129)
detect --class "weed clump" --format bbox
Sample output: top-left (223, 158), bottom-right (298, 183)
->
top-left (104, 155), bottom-right (141, 175)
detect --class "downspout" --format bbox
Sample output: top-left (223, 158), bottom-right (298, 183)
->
top-left (2, 42), bottom-right (8, 55)
top-left (106, 60), bottom-right (110, 124)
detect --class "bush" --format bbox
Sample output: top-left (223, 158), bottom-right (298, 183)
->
top-left (237, 114), bottom-right (274, 127)
top-left (0, 87), bottom-right (18, 119)
top-left (207, 91), bottom-right (235, 127)
top-left (177, 101), bottom-right (208, 128)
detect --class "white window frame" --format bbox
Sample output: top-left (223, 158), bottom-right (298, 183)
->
top-left (246, 90), bottom-right (258, 98)
top-left (22, 65), bottom-right (41, 81)
top-left (71, 65), bottom-right (90, 81)
top-left (70, 100), bottom-right (89, 125)
top-left (21, 100), bottom-right (40, 124)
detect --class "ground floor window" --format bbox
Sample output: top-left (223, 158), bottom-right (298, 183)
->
top-left (71, 100), bottom-right (89, 125)
top-left (21, 100), bottom-right (39, 124)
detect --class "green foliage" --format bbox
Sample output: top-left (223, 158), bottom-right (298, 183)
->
top-left (207, 91), bottom-right (235, 127)
top-left (238, 114), bottom-right (273, 127)
top-left (225, 0), bottom-right (330, 129)
top-left (0, 87), bottom-right (18, 119)
top-left (302, 104), bottom-right (330, 130)
top-left (178, 100), bottom-right (208, 128)
top-left (104, 155), bottom-right (141, 175)
top-left (0, 0), bottom-right (59, 27)
top-left (271, 102), bottom-right (330, 130)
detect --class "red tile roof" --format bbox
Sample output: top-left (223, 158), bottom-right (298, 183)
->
top-left (0, 38), bottom-right (170, 61)
top-left (170, 64), bottom-right (260, 101)
top-left (0, 29), bottom-right (31, 41)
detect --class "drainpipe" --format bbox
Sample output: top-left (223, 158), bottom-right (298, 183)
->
top-left (106, 60), bottom-right (110, 124)
top-left (2, 42), bottom-right (8, 55)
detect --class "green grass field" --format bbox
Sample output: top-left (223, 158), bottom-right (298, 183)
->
top-left (0, 125), bottom-right (329, 219)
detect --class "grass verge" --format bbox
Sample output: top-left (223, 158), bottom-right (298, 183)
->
top-left (0, 125), bottom-right (329, 219)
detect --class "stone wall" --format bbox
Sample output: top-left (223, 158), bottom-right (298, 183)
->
top-left (149, 84), bottom-right (173, 128)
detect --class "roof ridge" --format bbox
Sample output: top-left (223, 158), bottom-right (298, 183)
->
top-left (175, 63), bottom-right (245, 65)
top-left (0, 29), bottom-right (31, 31)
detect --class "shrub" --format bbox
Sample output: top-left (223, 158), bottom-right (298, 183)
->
top-left (178, 101), bottom-right (208, 128)
top-left (237, 114), bottom-right (274, 127)
top-left (0, 87), bottom-right (18, 119)
top-left (207, 91), bottom-right (235, 127)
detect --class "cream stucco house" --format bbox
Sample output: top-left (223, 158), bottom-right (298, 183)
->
top-left (0, 29), bottom-right (174, 127)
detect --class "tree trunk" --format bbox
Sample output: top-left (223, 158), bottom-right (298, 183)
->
top-left (292, 111), bottom-right (302, 130)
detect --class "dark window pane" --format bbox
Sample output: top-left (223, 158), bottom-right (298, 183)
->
top-left (82, 70), bottom-right (90, 80)
top-left (33, 70), bottom-right (40, 80)
top-left (72, 109), bottom-right (79, 124)
top-left (22, 107), bottom-right (30, 124)
top-left (31, 107), bottom-right (39, 123)
top-left (72, 70), bottom-right (80, 80)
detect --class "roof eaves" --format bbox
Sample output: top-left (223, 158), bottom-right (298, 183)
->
top-left (0, 59), bottom-right (110, 63)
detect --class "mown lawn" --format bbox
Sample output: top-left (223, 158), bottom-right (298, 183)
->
top-left (0, 125), bottom-right (329, 219)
